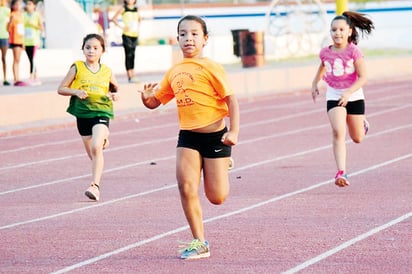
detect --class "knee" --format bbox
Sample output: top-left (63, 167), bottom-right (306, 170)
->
top-left (205, 188), bottom-right (229, 205)
top-left (90, 144), bottom-right (103, 157)
top-left (207, 194), bottom-right (227, 205)
top-left (178, 181), bottom-right (198, 200)
top-left (352, 136), bottom-right (363, 144)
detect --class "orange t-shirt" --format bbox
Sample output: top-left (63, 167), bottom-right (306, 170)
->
top-left (8, 11), bottom-right (24, 45)
top-left (155, 58), bottom-right (233, 130)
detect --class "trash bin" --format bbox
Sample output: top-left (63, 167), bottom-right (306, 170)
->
top-left (239, 31), bottom-right (265, 68)
top-left (231, 29), bottom-right (249, 57)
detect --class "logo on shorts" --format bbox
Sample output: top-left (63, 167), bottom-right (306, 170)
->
top-left (214, 149), bottom-right (223, 153)
top-left (99, 119), bottom-right (107, 123)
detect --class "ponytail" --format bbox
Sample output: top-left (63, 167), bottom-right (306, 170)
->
top-left (332, 11), bottom-right (375, 45)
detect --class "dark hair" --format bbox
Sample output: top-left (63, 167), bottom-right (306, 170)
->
top-left (177, 15), bottom-right (209, 36)
top-left (10, 0), bottom-right (20, 10)
top-left (124, 0), bottom-right (136, 6)
top-left (81, 33), bottom-right (106, 52)
top-left (332, 11), bottom-right (374, 45)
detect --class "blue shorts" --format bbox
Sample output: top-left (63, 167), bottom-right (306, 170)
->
top-left (76, 117), bottom-right (110, 136)
top-left (0, 39), bottom-right (8, 48)
top-left (177, 127), bottom-right (232, 158)
top-left (327, 99), bottom-right (365, 115)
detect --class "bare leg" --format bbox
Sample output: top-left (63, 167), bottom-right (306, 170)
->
top-left (328, 107), bottom-right (347, 172)
top-left (1, 46), bottom-right (7, 82)
top-left (347, 114), bottom-right (366, 144)
top-left (81, 124), bottom-right (109, 186)
top-left (12, 46), bottom-right (22, 83)
top-left (176, 147), bottom-right (204, 241)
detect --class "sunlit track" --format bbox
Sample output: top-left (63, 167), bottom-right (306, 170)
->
top-left (1, 78), bottom-right (411, 273)
top-left (0, 80), bottom-right (410, 149)
top-left (50, 153), bottom-right (412, 273)
top-left (1, 123), bottom-right (410, 227)
top-left (0, 102), bottom-right (409, 173)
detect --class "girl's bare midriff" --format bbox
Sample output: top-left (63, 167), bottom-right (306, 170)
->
top-left (191, 119), bottom-right (225, 133)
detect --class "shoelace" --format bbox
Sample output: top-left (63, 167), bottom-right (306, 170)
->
top-left (178, 239), bottom-right (204, 253)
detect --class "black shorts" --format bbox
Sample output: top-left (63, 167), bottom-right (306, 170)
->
top-left (177, 127), bottom-right (232, 158)
top-left (76, 117), bottom-right (110, 136)
top-left (327, 99), bottom-right (365, 115)
top-left (9, 43), bottom-right (23, 48)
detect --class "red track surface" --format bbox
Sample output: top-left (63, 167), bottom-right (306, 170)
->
top-left (0, 78), bottom-right (411, 273)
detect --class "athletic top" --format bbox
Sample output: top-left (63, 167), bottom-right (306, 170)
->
top-left (155, 58), bottom-right (233, 130)
top-left (320, 43), bottom-right (364, 101)
top-left (0, 6), bottom-right (10, 39)
top-left (67, 61), bottom-right (114, 119)
top-left (24, 11), bottom-right (41, 46)
top-left (122, 6), bottom-right (139, 38)
top-left (8, 10), bottom-right (24, 44)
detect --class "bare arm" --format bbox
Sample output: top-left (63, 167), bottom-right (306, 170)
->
top-left (110, 7), bottom-right (124, 29)
top-left (57, 65), bottom-right (88, 99)
top-left (108, 73), bottom-right (119, 101)
top-left (140, 83), bottom-right (161, 109)
top-left (311, 62), bottom-right (325, 103)
top-left (222, 94), bottom-right (240, 146)
top-left (339, 57), bottom-right (367, 106)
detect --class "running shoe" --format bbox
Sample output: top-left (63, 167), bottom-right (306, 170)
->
top-left (3, 80), bottom-right (10, 86)
top-left (364, 119), bottom-right (369, 135)
top-left (334, 170), bottom-right (350, 187)
top-left (27, 79), bottom-right (42, 86)
top-left (179, 239), bottom-right (210, 260)
top-left (14, 81), bottom-right (27, 87)
top-left (85, 184), bottom-right (100, 201)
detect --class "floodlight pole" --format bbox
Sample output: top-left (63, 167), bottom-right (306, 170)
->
top-left (336, 0), bottom-right (348, 15)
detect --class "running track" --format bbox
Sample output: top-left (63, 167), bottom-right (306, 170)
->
top-left (0, 78), bottom-right (411, 273)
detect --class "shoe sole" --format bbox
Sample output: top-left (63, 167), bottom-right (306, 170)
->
top-left (335, 177), bottom-right (350, 187)
top-left (181, 252), bottom-right (210, 260)
top-left (85, 190), bottom-right (99, 201)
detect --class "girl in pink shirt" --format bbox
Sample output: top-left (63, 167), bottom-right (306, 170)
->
top-left (312, 11), bottom-right (374, 187)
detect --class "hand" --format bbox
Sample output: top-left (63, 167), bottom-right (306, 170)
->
top-left (338, 95), bottom-right (349, 107)
top-left (311, 86), bottom-right (319, 102)
top-left (139, 83), bottom-right (158, 99)
top-left (75, 90), bottom-right (88, 100)
top-left (221, 131), bottom-right (238, 146)
top-left (108, 92), bottom-right (118, 101)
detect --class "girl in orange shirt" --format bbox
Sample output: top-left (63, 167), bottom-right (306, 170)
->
top-left (8, 0), bottom-right (25, 86)
top-left (140, 15), bottom-right (240, 260)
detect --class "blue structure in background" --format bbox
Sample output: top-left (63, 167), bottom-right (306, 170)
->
top-left (76, 0), bottom-right (94, 18)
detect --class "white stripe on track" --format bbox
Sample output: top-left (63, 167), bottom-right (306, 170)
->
top-left (283, 211), bottom-right (412, 274)
top-left (1, 91), bottom-right (410, 153)
top-left (50, 153), bottom-right (412, 274)
top-left (1, 103), bottom-right (410, 172)
top-left (1, 122), bottom-right (410, 196)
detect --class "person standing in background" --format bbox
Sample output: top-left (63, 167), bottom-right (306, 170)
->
top-left (24, 0), bottom-right (43, 85)
top-left (0, 0), bottom-right (10, 86)
top-left (8, 0), bottom-right (25, 86)
top-left (111, 0), bottom-right (141, 83)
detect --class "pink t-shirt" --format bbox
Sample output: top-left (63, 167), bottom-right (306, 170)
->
top-left (320, 43), bottom-right (363, 90)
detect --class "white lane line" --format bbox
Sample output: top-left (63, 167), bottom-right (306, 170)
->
top-left (0, 184), bottom-right (176, 230)
top-left (50, 153), bottom-right (412, 274)
top-left (283, 211), bottom-right (412, 274)
top-left (0, 155), bottom-right (176, 196)
top-left (1, 90), bottom-right (409, 153)
top-left (1, 123), bottom-right (410, 197)
top-left (0, 103), bottom-right (410, 172)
